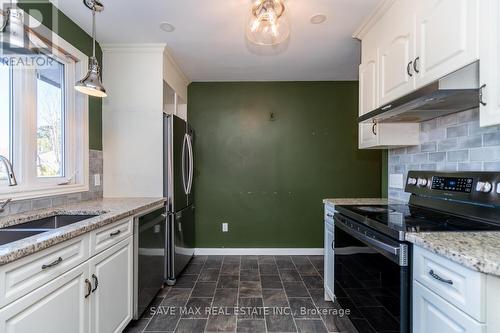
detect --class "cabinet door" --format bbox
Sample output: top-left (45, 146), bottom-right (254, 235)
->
top-left (324, 222), bottom-right (335, 301)
top-left (90, 237), bottom-right (133, 333)
top-left (414, 0), bottom-right (479, 88)
top-left (413, 281), bottom-right (484, 333)
top-left (0, 263), bottom-right (90, 333)
top-left (359, 57), bottom-right (378, 116)
top-left (479, 0), bottom-right (500, 127)
top-left (359, 123), bottom-right (379, 149)
top-left (379, 0), bottom-right (415, 104)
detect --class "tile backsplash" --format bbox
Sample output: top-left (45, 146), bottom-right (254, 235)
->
top-left (388, 109), bottom-right (500, 202)
top-left (0, 150), bottom-right (103, 217)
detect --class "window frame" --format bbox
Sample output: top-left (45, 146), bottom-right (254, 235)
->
top-left (0, 9), bottom-right (89, 201)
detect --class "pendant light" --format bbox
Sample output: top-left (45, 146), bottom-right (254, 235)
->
top-left (75, 0), bottom-right (107, 98)
top-left (246, 0), bottom-right (290, 46)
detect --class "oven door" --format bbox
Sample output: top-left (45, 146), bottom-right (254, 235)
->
top-left (333, 213), bottom-right (410, 333)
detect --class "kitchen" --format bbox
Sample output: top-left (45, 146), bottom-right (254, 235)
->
top-left (0, 0), bottom-right (499, 332)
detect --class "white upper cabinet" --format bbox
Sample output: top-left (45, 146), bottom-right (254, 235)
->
top-left (479, 0), bottom-right (500, 127)
top-left (414, 0), bottom-right (479, 88)
top-left (359, 57), bottom-right (378, 116)
top-left (378, 0), bottom-right (415, 105)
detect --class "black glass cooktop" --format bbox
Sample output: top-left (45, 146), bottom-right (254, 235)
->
top-left (335, 204), bottom-right (500, 240)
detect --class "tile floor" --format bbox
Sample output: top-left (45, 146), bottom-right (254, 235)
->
top-left (124, 255), bottom-right (358, 333)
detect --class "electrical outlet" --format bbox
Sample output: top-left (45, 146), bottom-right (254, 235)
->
top-left (222, 223), bottom-right (229, 232)
top-left (94, 174), bottom-right (101, 187)
top-left (389, 174), bottom-right (404, 189)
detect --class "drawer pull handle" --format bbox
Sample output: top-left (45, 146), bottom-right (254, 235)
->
top-left (41, 257), bottom-right (63, 270)
top-left (91, 274), bottom-right (99, 293)
top-left (429, 269), bottom-right (453, 285)
top-left (110, 230), bottom-right (121, 237)
top-left (85, 279), bottom-right (92, 298)
top-left (331, 241), bottom-right (334, 251)
top-left (326, 213), bottom-right (334, 218)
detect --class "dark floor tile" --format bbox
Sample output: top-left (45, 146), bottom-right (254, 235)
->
top-left (291, 256), bottom-right (309, 265)
top-left (344, 288), bottom-right (380, 307)
top-left (123, 319), bottom-right (149, 333)
top-left (241, 258), bottom-right (258, 270)
top-left (192, 282), bottom-right (217, 298)
top-left (336, 297), bottom-right (364, 319)
top-left (221, 262), bottom-right (240, 275)
top-left (317, 269), bottom-right (324, 278)
top-left (142, 296), bottom-right (163, 319)
top-left (280, 270), bottom-right (301, 282)
top-left (374, 295), bottom-right (400, 318)
top-left (224, 255), bottom-right (241, 263)
top-left (173, 274), bottom-right (198, 288)
top-left (239, 281), bottom-right (262, 298)
top-left (258, 255), bottom-right (275, 264)
top-left (162, 288), bottom-right (192, 307)
top-left (307, 256), bottom-right (324, 270)
top-left (199, 269), bottom-right (220, 282)
top-left (182, 298), bottom-right (212, 318)
top-left (295, 263), bottom-right (318, 276)
top-left (191, 255), bottom-right (208, 264)
top-left (320, 312), bottom-right (358, 333)
top-left (240, 269), bottom-right (260, 282)
top-left (265, 313), bottom-right (297, 332)
top-left (213, 288), bottom-right (238, 307)
top-left (357, 306), bottom-right (399, 332)
top-left (238, 298), bottom-right (264, 319)
top-left (206, 314), bottom-right (237, 332)
top-left (334, 282), bottom-right (347, 297)
top-left (218, 275), bottom-right (239, 289)
top-left (157, 286), bottom-right (171, 297)
top-left (302, 276), bottom-right (323, 290)
top-left (259, 263), bottom-right (279, 275)
top-left (308, 289), bottom-right (335, 309)
top-left (283, 282), bottom-right (309, 297)
top-left (289, 298), bottom-right (320, 319)
top-left (295, 319), bottom-right (328, 333)
top-left (236, 319), bottom-right (266, 333)
top-left (335, 273), bottom-right (362, 289)
top-left (262, 289), bottom-right (289, 307)
top-left (350, 318), bottom-right (376, 333)
top-left (260, 275), bottom-right (282, 289)
top-left (145, 311), bottom-right (181, 332)
top-left (175, 318), bottom-right (207, 333)
top-left (275, 256), bottom-right (295, 269)
top-left (205, 258), bottom-right (223, 269)
top-left (184, 263), bottom-right (204, 274)
top-left (242, 255), bottom-right (258, 260)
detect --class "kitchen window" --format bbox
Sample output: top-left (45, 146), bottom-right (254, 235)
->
top-left (0, 15), bottom-right (89, 200)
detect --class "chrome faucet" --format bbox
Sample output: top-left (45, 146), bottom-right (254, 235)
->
top-left (0, 198), bottom-right (11, 213)
top-left (0, 155), bottom-right (18, 186)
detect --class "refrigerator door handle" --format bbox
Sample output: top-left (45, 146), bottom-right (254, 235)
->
top-left (181, 134), bottom-right (189, 195)
top-left (186, 134), bottom-right (194, 194)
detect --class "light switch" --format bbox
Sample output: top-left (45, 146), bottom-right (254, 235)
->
top-left (94, 174), bottom-right (101, 187)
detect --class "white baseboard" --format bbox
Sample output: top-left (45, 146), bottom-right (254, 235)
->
top-left (194, 248), bottom-right (324, 256)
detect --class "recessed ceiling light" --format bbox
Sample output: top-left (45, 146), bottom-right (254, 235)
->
top-left (160, 22), bottom-right (175, 32)
top-left (310, 14), bottom-right (327, 24)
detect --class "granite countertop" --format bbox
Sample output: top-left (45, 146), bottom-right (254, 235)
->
top-left (0, 197), bottom-right (166, 265)
top-left (406, 232), bottom-right (500, 276)
top-left (323, 198), bottom-right (396, 206)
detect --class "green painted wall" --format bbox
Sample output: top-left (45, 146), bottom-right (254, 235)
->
top-left (188, 82), bottom-right (382, 248)
top-left (18, 0), bottom-right (103, 150)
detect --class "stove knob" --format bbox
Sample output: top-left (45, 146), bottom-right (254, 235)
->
top-left (407, 177), bottom-right (417, 186)
top-left (417, 178), bottom-right (428, 187)
top-left (476, 181), bottom-right (492, 193)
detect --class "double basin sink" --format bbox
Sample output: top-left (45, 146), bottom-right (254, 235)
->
top-left (0, 214), bottom-right (98, 246)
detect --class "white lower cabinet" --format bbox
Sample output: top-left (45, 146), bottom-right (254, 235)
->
top-left (0, 236), bottom-right (133, 333)
top-left (324, 216), bottom-right (334, 301)
top-left (90, 237), bottom-right (133, 333)
top-left (0, 261), bottom-right (90, 333)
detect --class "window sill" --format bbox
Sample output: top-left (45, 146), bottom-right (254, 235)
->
top-left (0, 183), bottom-right (90, 202)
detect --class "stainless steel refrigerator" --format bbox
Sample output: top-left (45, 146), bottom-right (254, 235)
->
top-left (163, 114), bottom-right (195, 285)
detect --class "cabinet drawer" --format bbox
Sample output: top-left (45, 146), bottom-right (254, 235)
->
top-left (413, 246), bottom-right (486, 321)
top-left (90, 218), bottom-right (133, 255)
top-left (413, 281), bottom-right (485, 333)
top-left (0, 234), bottom-right (90, 308)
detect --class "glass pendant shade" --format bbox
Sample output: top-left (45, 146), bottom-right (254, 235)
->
top-left (75, 56), bottom-right (107, 97)
top-left (246, 0), bottom-right (290, 46)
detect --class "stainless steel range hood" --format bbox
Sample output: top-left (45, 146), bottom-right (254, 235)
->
top-left (359, 62), bottom-right (481, 124)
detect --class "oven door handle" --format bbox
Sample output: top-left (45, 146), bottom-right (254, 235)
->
top-left (334, 216), bottom-right (400, 256)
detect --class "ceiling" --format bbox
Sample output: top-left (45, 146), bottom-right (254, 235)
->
top-left (52, 0), bottom-right (381, 82)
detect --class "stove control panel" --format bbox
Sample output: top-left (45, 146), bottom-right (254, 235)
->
top-left (431, 176), bottom-right (473, 193)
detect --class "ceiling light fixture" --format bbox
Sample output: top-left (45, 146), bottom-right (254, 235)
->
top-left (160, 22), bottom-right (175, 32)
top-left (246, 0), bottom-right (290, 46)
top-left (75, 0), bottom-right (107, 98)
top-left (310, 14), bottom-right (327, 24)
